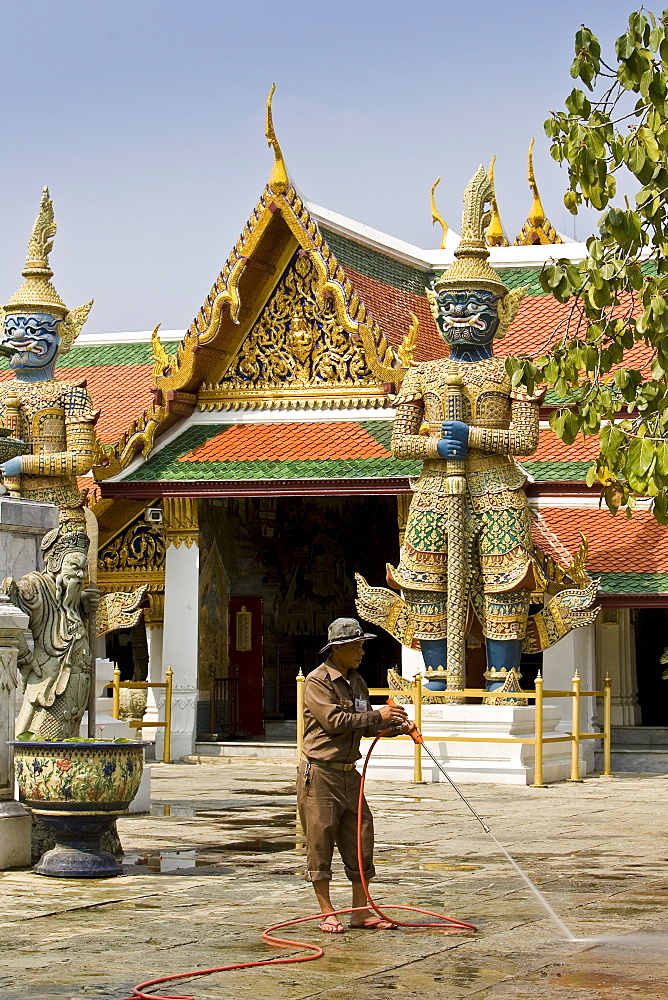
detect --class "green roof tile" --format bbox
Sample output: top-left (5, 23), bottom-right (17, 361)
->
top-left (495, 268), bottom-right (546, 296)
top-left (320, 227), bottom-right (430, 296)
top-left (522, 460), bottom-right (589, 481)
top-left (0, 341), bottom-right (158, 371)
top-left (320, 226), bottom-right (551, 300)
top-left (598, 572), bottom-right (668, 594)
top-left (121, 422), bottom-right (422, 483)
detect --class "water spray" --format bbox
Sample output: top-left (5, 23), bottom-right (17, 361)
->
top-left (387, 698), bottom-right (577, 941)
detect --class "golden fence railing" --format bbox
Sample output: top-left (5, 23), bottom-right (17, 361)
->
top-left (295, 669), bottom-right (613, 787)
top-left (111, 665), bottom-right (173, 763)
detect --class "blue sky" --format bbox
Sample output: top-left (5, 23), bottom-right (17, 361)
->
top-left (0, 1), bottom-right (647, 333)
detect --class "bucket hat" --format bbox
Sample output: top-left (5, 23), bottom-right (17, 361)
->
top-left (319, 617), bottom-right (376, 656)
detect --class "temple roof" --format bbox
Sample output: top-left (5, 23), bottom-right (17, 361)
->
top-left (0, 145), bottom-right (661, 602)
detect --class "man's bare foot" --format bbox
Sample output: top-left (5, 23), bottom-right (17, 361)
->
top-left (319, 916), bottom-right (345, 933)
top-left (349, 916), bottom-right (398, 930)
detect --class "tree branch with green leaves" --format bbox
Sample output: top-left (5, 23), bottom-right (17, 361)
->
top-left (505, 8), bottom-right (668, 522)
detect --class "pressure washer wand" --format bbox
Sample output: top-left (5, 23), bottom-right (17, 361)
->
top-left (387, 698), bottom-right (491, 834)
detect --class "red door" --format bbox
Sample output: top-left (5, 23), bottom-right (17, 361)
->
top-left (229, 596), bottom-right (264, 737)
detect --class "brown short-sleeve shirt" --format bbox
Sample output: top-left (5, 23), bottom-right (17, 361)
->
top-left (302, 660), bottom-right (384, 763)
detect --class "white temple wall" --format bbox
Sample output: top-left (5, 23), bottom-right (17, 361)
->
top-left (595, 609), bottom-right (639, 727)
top-left (161, 543), bottom-right (199, 759)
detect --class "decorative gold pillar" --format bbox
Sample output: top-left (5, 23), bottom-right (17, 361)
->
top-left (163, 497), bottom-right (199, 549)
top-left (397, 494), bottom-right (411, 547)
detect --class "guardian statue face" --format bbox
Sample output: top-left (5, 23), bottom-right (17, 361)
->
top-left (433, 289), bottom-right (500, 346)
top-left (1, 313), bottom-right (62, 371)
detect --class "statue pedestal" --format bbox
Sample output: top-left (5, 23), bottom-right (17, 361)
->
top-left (0, 498), bottom-right (58, 869)
top-left (362, 703), bottom-right (583, 786)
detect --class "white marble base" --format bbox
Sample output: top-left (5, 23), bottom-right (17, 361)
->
top-left (129, 762), bottom-right (151, 814)
top-left (0, 800), bottom-right (31, 868)
top-left (363, 704), bottom-right (590, 785)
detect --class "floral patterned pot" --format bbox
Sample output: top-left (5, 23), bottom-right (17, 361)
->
top-left (9, 739), bottom-right (148, 878)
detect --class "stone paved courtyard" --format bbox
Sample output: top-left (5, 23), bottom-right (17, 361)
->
top-left (1, 760), bottom-right (667, 1000)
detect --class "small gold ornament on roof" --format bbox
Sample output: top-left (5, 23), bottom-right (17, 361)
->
top-left (430, 177), bottom-right (449, 249)
top-left (265, 84), bottom-right (289, 195)
top-left (514, 139), bottom-right (563, 246)
top-left (485, 156), bottom-right (509, 248)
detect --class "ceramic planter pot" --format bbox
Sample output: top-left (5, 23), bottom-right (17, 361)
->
top-left (9, 739), bottom-right (147, 878)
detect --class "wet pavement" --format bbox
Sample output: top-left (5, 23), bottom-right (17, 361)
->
top-left (1, 761), bottom-right (668, 999)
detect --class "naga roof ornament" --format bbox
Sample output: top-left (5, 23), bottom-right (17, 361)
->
top-left (514, 139), bottom-right (563, 246)
top-left (485, 156), bottom-right (509, 248)
top-left (434, 165), bottom-right (508, 296)
top-left (3, 187), bottom-right (93, 352)
top-left (265, 84), bottom-right (289, 195)
top-left (430, 177), bottom-right (449, 249)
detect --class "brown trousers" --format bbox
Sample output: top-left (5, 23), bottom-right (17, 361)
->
top-left (297, 759), bottom-right (375, 883)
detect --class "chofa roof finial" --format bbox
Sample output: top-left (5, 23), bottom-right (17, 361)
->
top-left (265, 84), bottom-right (289, 195)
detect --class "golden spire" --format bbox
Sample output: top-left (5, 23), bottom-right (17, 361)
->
top-left (3, 187), bottom-right (93, 349)
top-left (514, 139), bottom-right (562, 245)
top-left (430, 177), bottom-right (448, 249)
top-left (5, 187), bottom-right (68, 317)
top-left (485, 156), bottom-right (509, 247)
top-left (434, 165), bottom-right (507, 295)
top-left (265, 84), bottom-right (289, 194)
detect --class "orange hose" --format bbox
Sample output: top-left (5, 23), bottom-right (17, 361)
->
top-left (119, 733), bottom-right (475, 1000)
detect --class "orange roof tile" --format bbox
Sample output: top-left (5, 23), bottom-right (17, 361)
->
top-left (499, 293), bottom-right (654, 372)
top-left (533, 428), bottom-right (599, 463)
top-left (0, 364), bottom-right (155, 445)
top-left (533, 506), bottom-right (668, 574)
top-left (340, 265), bottom-right (447, 364)
top-left (179, 422), bottom-right (393, 463)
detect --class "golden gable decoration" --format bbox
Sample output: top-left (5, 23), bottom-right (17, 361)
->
top-left (208, 253), bottom-right (382, 409)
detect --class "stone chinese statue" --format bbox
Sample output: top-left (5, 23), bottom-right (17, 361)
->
top-left (0, 187), bottom-right (97, 521)
top-left (357, 167), bottom-right (598, 698)
top-left (3, 525), bottom-right (95, 738)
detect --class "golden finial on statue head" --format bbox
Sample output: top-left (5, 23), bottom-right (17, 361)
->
top-left (434, 165), bottom-right (508, 295)
top-left (5, 187), bottom-right (67, 317)
top-left (486, 156), bottom-right (509, 248)
top-left (265, 84), bottom-right (289, 194)
top-left (3, 187), bottom-right (93, 348)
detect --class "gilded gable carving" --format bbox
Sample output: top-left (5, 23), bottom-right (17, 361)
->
top-left (217, 254), bottom-right (378, 394)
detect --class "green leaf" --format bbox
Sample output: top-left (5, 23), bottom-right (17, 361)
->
top-left (628, 436), bottom-right (656, 476)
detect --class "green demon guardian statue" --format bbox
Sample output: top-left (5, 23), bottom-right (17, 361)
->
top-left (357, 166), bottom-right (598, 698)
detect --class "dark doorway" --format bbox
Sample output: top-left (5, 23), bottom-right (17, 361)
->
top-left (635, 608), bottom-right (668, 726)
top-left (200, 495), bottom-right (402, 719)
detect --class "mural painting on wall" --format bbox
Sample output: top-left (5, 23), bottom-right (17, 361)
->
top-left (199, 539), bottom-right (229, 686)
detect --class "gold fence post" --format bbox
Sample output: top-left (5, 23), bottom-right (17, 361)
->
top-left (296, 669), bottom-right (305, 762)
top-left (568, 670), bottom-right (582, 782)
top-left (530, 670), bottom-right (545, 788)
top-left (413, 672), bottom-right (423, 783)
top-left (163, 667), bottom-right (173, 764)
top-left (112, 666), bottom-right (121, 720)
top-left (602, 672), bottom-right (614, 777)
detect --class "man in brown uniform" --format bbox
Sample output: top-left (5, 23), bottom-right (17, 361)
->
top-left (297, 618), bottom-right (408, 932)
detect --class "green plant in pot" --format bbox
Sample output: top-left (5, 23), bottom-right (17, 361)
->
top-left (10, 733), bottom-right (148, 878)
